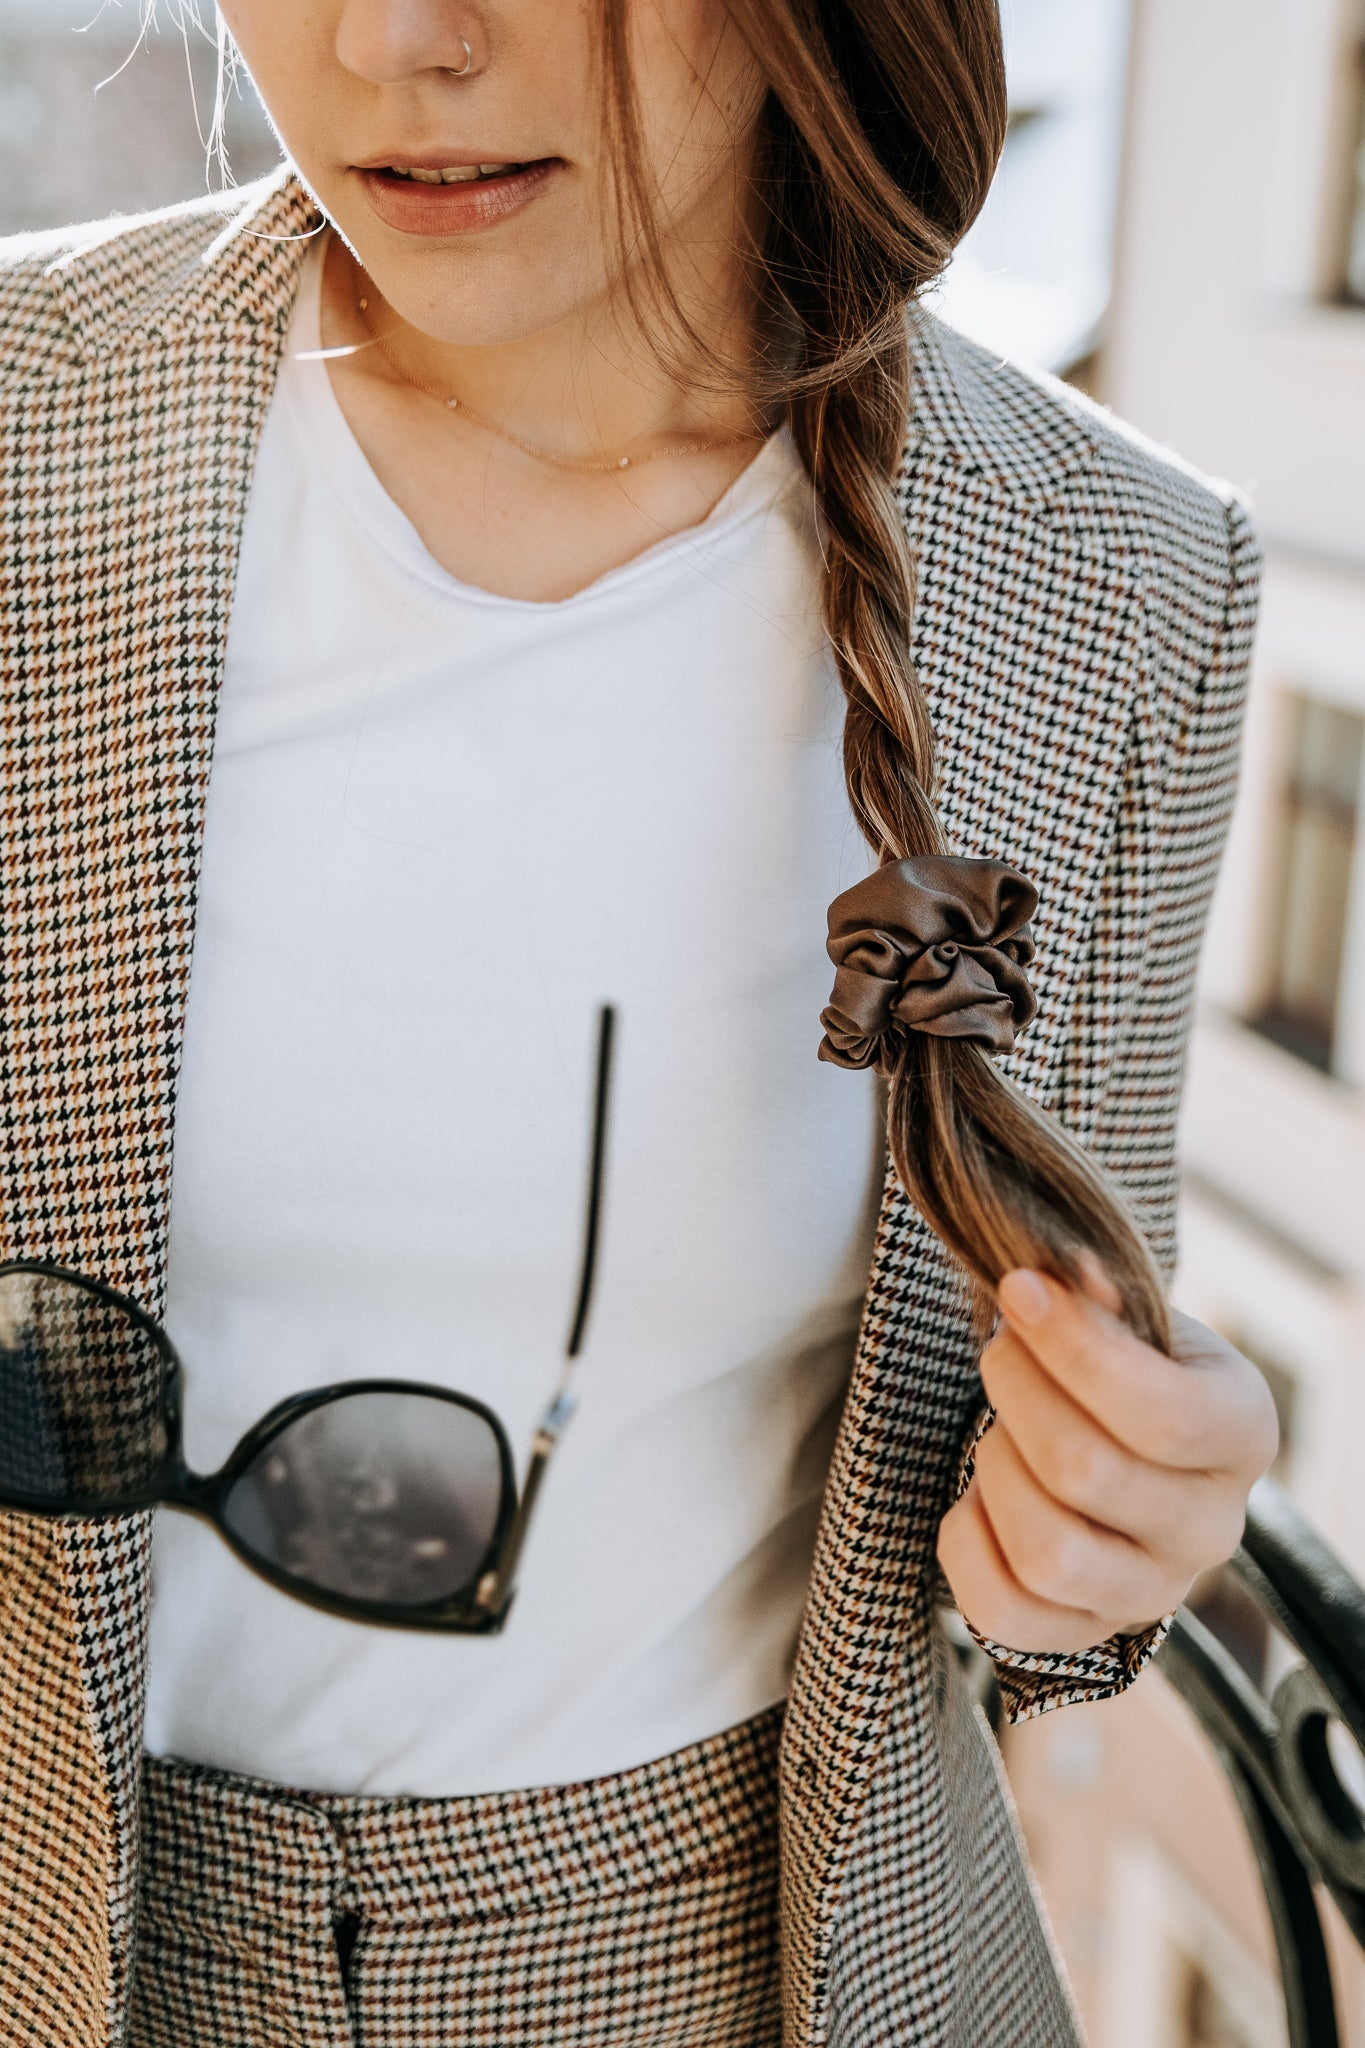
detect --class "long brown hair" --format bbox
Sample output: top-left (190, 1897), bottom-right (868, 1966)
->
top-left (607, 0), bottom-right (1171, 1351)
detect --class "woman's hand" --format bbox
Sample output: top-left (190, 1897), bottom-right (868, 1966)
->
top-left (936, 1268), bottom-right (1280, 1656)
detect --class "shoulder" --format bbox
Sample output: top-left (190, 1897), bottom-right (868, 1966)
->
top-left (0, 186), bottom-right (248, 381)
top-left (0, 186), bottom-right (248, 274)
top-left (906, 308), bottom-right (1260, 662)
top-left (0, 172), bottom-right (309, 388)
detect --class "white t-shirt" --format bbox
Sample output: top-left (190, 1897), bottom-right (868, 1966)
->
top-left (143, 244), bottom-right (881, 1797)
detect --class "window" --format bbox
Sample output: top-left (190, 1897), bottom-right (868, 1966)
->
top-left (1347, 38), bottom-right (1365, 305)
top-left (934, 0), bottom-right (1132, 376)
top-left (1253, 697), bottom-right (1364, 1073)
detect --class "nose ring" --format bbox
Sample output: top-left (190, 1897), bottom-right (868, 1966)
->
top-left (448, 37), bottom-right (475, 77)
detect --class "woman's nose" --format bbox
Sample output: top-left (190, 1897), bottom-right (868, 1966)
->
top-left (334, 0), bottom-right (489, 86)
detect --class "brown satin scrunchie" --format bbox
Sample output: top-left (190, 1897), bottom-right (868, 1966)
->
top-left (818, 855), bottom-right (1038, 1071)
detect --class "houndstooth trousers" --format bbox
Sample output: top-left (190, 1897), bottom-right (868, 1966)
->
top-left (129, 1708), bottom-right (784, 2048)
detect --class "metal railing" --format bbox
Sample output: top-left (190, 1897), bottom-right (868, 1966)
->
top-left (956, 1476), bottom-right (1365, 2044)
top-left (1161, 1479), bottom-right (1365, 2048)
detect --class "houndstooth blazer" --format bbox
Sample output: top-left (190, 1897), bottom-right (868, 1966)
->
top-left (0, 171), bottom-right (1259, 2048)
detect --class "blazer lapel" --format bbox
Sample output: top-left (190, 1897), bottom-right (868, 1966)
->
top-left (2, 170), bottom-right (316, 2033)
top-left (779, 321), bottom-right (1149, 2038)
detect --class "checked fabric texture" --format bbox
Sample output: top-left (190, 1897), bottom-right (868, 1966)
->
top-left (131, 1708), bottom-right (783, 2048)
top-left (0, 171), bottom-right (1260, 2047)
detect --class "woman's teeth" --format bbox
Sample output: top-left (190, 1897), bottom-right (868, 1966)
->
top-left (384, 165), bottom-right (521, 184)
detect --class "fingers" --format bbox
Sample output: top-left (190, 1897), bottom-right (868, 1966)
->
top-left (978, 1400), bottom-right (1236, 1622)
top-left (995, 1271), bottom-right (1278, 1479)
top-left (979, 1325), bottom-right (1248, 1575)
top-left (941, 1277), bottom-right (1279, 1659)
top-left (937, 1483), bottom-right (1124, 1657)
top-left (978, 1425), bottom-right (1178, 1630)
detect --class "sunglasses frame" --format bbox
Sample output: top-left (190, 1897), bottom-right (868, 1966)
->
top-left (0, 1005), bottom-right (614, 1633)
top-left (0, 1257), bottom-right (534, 1632)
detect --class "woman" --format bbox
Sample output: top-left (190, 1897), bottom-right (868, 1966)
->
top-left (0, 2), bottom-right (1275, 2044)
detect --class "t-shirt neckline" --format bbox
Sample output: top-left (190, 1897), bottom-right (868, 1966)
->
top-left (281, 237), bottom-right (797, 615)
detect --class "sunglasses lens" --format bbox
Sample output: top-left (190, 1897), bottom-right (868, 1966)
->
top-left (0, 1270), bottom-right (170, 1505)
top-left (220, 1392), bottom-right (508, 1609)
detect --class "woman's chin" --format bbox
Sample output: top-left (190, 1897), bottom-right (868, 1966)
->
top-left (319, 179), bottom-right (596, 352)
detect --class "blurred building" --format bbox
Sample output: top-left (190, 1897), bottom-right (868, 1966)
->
top-left (936, 0), bottom-right (1133, 378)
top-left (960, 3), bottom-right (1365, 2044)
top-left (0, 0), bottom-right (278, 237)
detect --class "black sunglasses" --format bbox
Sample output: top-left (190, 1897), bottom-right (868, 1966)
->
top-left (0, 1008), bottom-right (615, 1634)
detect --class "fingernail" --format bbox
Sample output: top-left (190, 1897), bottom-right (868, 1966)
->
top-left (999, 1269), bottom-right (1050, 1326)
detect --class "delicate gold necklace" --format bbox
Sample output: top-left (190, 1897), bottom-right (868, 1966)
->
top-left (354, 281), bottom-right (754, 476)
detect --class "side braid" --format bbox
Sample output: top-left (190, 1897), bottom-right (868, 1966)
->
top-left (603, 0), bottom-right (1173, 1348)
top-left (791, 336), bottom-right (1172, 1351)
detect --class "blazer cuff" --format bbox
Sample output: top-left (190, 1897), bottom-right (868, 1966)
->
top-left (951, 1402), bottom-right (1174, 1723)
top-left (963, 1609), bottom-right (1175, 1724)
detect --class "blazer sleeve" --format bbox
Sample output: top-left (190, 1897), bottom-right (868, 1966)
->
top-left (955, 487), bottom-right (1263, 1724)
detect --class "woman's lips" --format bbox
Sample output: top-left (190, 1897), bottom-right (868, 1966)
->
top-left (357, 162), bottom-right (559, 237)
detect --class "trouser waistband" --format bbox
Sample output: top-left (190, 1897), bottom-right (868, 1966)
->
top-left (142, 1704), bottom-right (783, 1923)
top-left (131, 1707), bottom-right (785, 2048)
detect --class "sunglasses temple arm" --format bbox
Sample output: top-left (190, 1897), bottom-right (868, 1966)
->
top-left (474, 1006), bottom-right (611, 1620)
top-left (474, 1389), bottom-right (578, 1616)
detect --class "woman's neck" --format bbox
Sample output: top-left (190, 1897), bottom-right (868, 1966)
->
top-left (315, 228), bottom-right (772, 603)
top-left (324, 211), bottom-right (760, 470)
